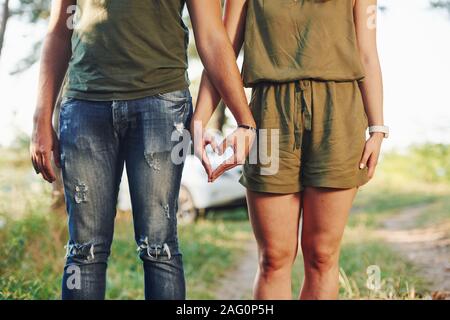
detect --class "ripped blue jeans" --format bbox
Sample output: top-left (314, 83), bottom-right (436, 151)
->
top-left (59, 89), bottom-right (192, 300)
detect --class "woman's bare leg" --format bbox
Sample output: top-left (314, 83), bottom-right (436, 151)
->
top-left (246, 190), bottom-right (301, 300)
top-left (300, 187), bottom-right (358, 300)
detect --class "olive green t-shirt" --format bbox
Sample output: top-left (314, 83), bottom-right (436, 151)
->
top-left (243, 0), bottom-right (365, 87)
top-left (64, 0), bottom-right (190, 101)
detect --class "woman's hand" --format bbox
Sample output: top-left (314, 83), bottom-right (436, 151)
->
top-left (359, 132), bottom-right (384, 179)
top-left (210, 127), bottom-right (256, 182)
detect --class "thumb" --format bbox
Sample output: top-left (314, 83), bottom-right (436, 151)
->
top-left (201, 151), bottom-right (213, 181)
top-left (205, 135), bottom-right (219, 153)
top-left (217, 135), bottom-right (233, 156)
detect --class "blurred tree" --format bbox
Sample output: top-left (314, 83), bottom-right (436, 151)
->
top-left (0, 0), bottom-right (50, 62)
top-left (430, 0), bottom-right (450, 14)
top-left (0, 0), bottom-right (10, 57)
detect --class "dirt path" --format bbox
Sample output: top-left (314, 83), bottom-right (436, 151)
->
top-left (377, 204), bottom-right (450, 298)
top-left (213, 239), bottom-right (258, 300)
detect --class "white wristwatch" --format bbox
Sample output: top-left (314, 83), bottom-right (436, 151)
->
top-left (368, 126), bottom-right (389, 139)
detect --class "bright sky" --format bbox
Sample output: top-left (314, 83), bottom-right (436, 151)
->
top-left (0, 0), bottom-right (449, 149)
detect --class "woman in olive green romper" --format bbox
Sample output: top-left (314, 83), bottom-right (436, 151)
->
top-left (193, 0), bottom-right (386, 299)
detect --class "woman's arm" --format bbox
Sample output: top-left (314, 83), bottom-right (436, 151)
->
top-left (30, 0), bottom-right (75, 183)
top-left (354, 0), bottom-right (384, 179)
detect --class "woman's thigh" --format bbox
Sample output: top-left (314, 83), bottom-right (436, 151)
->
top-left (301, 187), bottom-right (357, 257)
top-left (247, 190), bottom-right (301, 256)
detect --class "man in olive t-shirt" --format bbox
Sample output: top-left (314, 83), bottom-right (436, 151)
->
top-left (66, 0), bottom-right (190, 100)
top-left (30, 0), bottom-right (255, 300)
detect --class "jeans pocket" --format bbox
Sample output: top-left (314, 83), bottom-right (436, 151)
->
top-left (141, 100), bottom-right (193, 156)
top-left (156, 89), bottom-right (191, 104)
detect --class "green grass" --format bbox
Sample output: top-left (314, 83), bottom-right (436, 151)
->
top-left (349, 188), bottom-right (441, 230)
top-left (337, 241), bottom-right (426, 299)
top-left (0, 212), bottom-right (65, 299)
top-left (413, 196), bottom-right (450, 228)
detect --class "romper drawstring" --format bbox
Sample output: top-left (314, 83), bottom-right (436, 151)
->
top-left (299, 80), bottom-right (313, 132)
top-left (294, 80), bottom-right (313, 150)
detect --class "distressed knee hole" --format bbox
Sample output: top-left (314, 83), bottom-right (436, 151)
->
top-left (163, 204), bottom-right (170, 219)
top-left (74, 182), bottom-right (88, 204)
top-left (137, 236), bottom-right (172, 260)
top-left (174, 122), bottom-right (185, 134)
top-left (144, 153), bottom-right (161, 171)
top-left (65, 241), bottom-right (95, 261)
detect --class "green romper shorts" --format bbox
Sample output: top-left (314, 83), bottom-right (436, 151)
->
top-left (240, 80), bottom-right (370, 194)
top-left (239, 0), bottom-right (370, 193)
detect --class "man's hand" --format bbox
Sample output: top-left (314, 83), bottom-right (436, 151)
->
top-left (210, 127), bottom-right (256, 182)
top-left (30, 114), bottom-right (61, 183)
top-left (359, 132), bottom-right (383, 179)
top-left (190, 118), bottom-right (219, 182)
top-left (29, 0), bottom-right (74, 183)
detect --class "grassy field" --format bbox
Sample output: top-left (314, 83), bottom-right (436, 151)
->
top-left (1, 143), bottom-right (449, 299)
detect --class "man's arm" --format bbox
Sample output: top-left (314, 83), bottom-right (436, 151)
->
top-left (187, 0), bottom-right (253, 127)
top-left (190, 0), bottom-right (248, 129)
top-left (187, 0), bottom-right (254, 181)
top-left (30, 0), bottom-right (75, 183)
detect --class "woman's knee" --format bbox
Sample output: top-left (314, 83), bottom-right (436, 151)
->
top-left (302, 240), bottom-right (340, 273)
top-left (259, 244), bottom-right (297, 274)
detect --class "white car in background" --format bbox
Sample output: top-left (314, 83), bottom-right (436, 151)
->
top-left (118, 150), bottom-right (247, 224)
